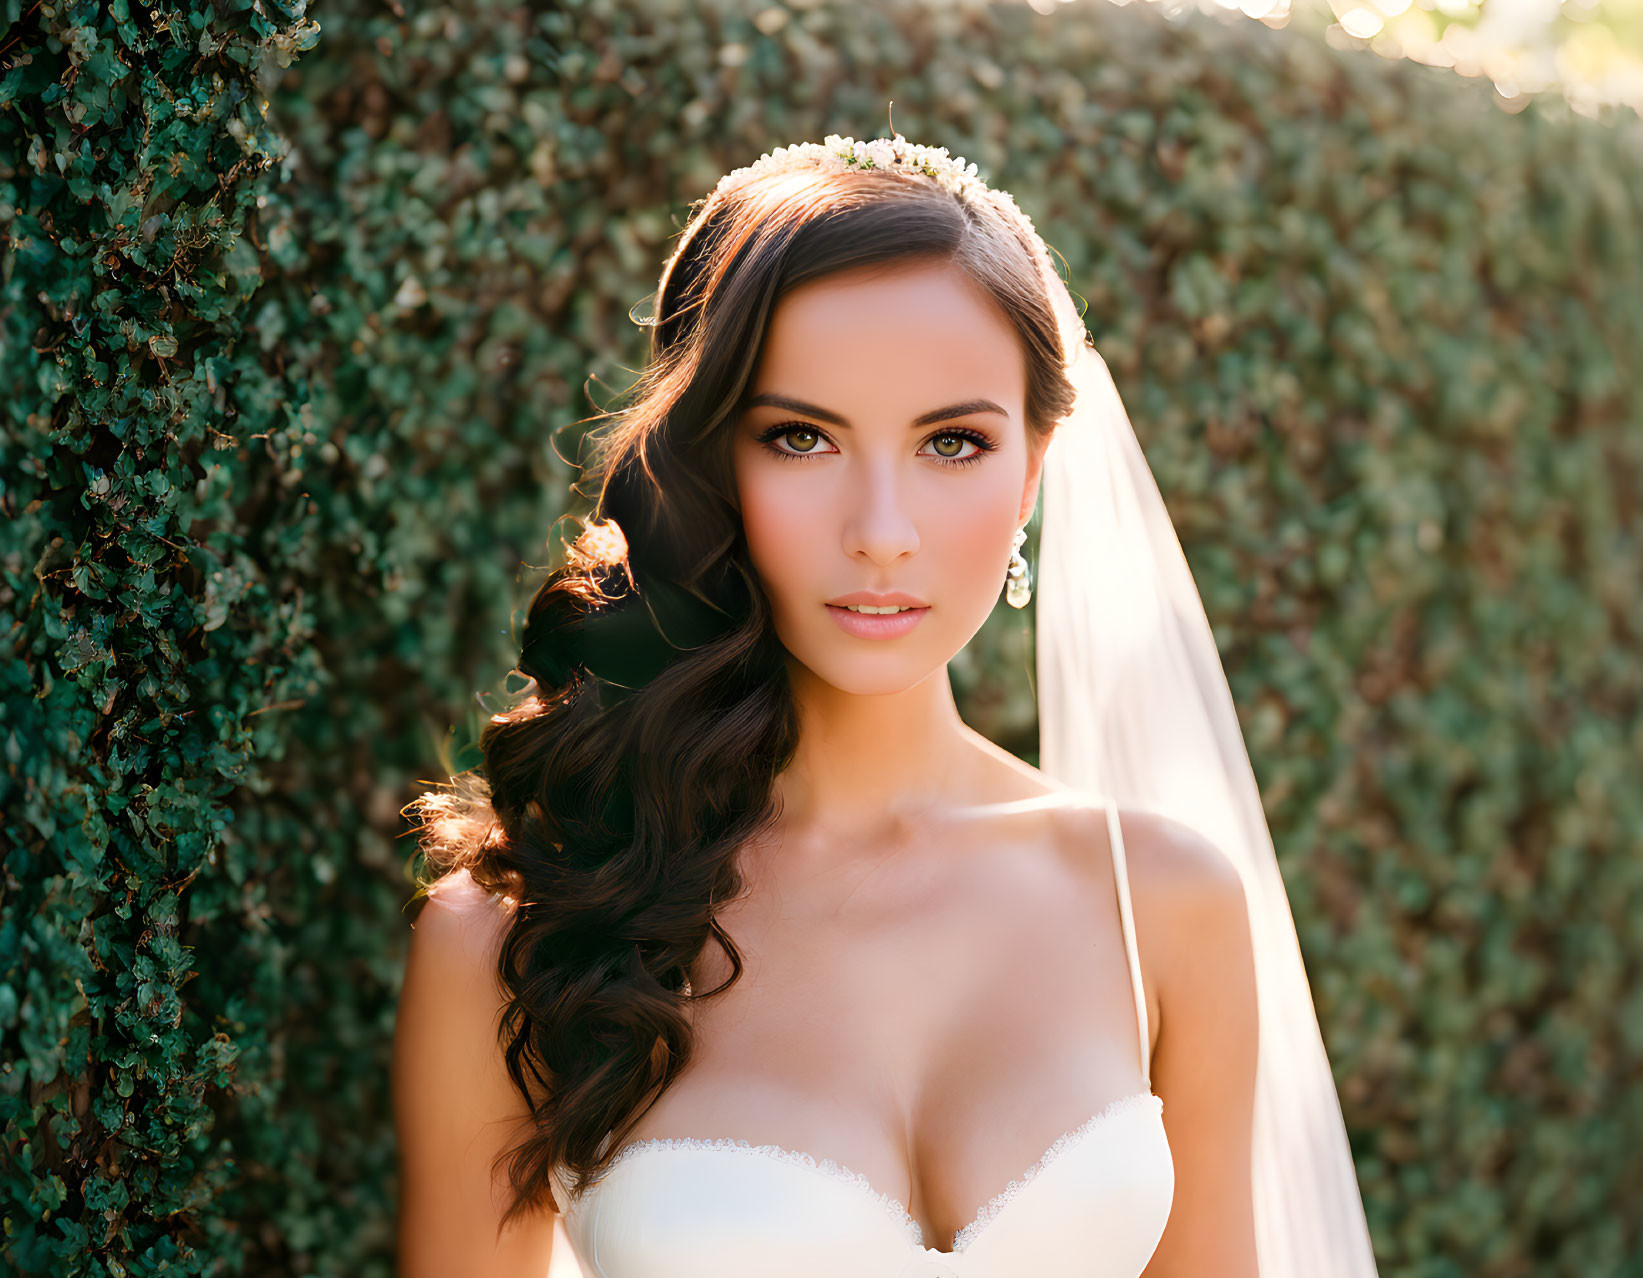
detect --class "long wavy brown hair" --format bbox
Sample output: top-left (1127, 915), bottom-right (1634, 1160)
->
top-left (405, 145), bottom-right (1079, 1226)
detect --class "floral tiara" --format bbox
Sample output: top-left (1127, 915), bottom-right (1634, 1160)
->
top-left (711, 131), bottom-right (1034, 229)
top-left (704, 130), bottom-right (1070, 336)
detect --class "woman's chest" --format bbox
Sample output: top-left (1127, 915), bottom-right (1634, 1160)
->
top-left (617, 835), bottom-right (1152, 1250)
top-left (560, 1095), bottom-right (1174, 1278)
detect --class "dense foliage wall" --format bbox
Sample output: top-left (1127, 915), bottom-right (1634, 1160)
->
top-left (3, 0), bottom-right (1638, 1274)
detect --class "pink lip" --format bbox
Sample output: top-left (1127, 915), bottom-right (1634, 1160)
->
top-left (825, 602), bottom-right (930, 640)
top-left (827, 590), bottom-right (929, 608)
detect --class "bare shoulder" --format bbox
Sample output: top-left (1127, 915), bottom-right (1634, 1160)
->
top-left (1109, 806), bottom-right (1244, 905)
top-left (1041, 793), bottom-right (1236, 884)
top-left (395, 868), bottom-right (556, 1275)
top-left (411, 865), bottom-right (517, 961)
top-left (1045, 797), bottom-right (1248, 966)
top-left (395, 866), bottom-right (525, 1113)
top-left (1112, 808), bottom-right (1261, 1274)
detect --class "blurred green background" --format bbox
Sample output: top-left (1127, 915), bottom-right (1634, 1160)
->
top-left (1157, 0), bottom-right (1643, 116)
top-left (2, 0), bottom-right (1640, 1275)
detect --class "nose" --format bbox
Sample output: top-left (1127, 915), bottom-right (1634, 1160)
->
top-left (842, 461), bottom-right (920, 567)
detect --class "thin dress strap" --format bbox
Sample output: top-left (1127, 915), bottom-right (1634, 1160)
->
top-left (1105, 795), bottom-right (1151, 1088)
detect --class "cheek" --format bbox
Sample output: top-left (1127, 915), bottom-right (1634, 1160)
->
top-left (953, 507), bottom-right (1010, 572)
top-left (929, 473), bottom-right (1024, 607)
top-left (734, 456), bottom-right (817, 600)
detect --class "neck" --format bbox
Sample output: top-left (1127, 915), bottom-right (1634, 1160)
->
top-left (771, 654), bottom-right (978, 845)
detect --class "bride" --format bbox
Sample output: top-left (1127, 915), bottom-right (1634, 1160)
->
top-left (392, 132), bottom-right (1380, 1278)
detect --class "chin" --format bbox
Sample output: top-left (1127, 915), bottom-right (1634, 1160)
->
top-left (775, 603), bottom-right (988, 694)
top-left (805, 662), bottom-right (942, 697)
top-left (788, 637), bottom-right (960, 697)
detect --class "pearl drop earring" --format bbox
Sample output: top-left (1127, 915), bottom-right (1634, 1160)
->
top-left (1005, 526), bottom-right (1032, 609)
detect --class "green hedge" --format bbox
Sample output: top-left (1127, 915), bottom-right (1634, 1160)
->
top-left (3, 0), bottom-right (1639, 1274)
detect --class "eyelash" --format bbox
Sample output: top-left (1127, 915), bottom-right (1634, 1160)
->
top-left (754, 421), bottom-right (997, 469)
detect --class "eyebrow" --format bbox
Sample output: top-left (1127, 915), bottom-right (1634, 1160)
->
top-left (742, 392), bottom-right (1009, 429)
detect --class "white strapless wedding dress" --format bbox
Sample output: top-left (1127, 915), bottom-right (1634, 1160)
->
top-left (548, 796), bottom-right (1173, 1278)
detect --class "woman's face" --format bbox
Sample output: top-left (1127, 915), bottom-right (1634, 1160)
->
top-left (732, 257), bottom-right (1053, 695)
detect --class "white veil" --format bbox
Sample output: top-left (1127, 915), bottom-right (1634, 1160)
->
top-left (1032, 242), bottom-right (1382, 1275)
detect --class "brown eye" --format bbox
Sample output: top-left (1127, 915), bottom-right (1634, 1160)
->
top-left (920, 430), bottom-right (991, 465)
top-left (754, 421), bottom-right (840, 462)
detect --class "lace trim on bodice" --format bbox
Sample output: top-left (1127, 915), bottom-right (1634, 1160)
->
top-left (588, 1087), bottom-right (1162, 1254)
top-left (950, 1090), bottom-right (1160, 1250)
top-left (601, 1128), bottom-right (925, 1244)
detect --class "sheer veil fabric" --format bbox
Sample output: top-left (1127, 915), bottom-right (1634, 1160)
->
top-left (1029, 240), bottom-right (1381, 1275)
